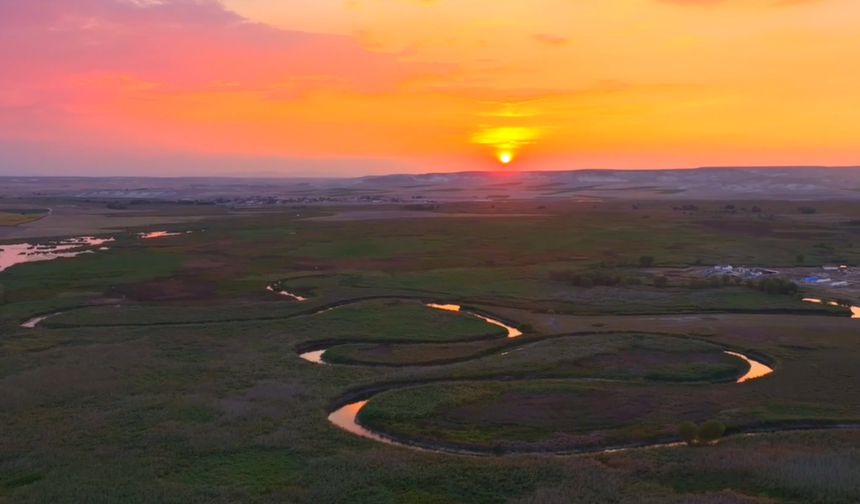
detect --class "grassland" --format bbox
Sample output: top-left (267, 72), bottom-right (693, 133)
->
top-left (0, 208), bottom-right (50, 226)
top-left (2, 199), bottom-right (860, 503)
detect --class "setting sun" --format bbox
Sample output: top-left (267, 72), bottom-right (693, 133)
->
top-left (499, 153), bottom-right (512, 164)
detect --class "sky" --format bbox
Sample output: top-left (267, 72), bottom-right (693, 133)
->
top-left (1, 0), bottom-right (859, 176)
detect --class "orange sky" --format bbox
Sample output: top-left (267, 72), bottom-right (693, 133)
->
top-left (1, 0), bottom-right (859, 175)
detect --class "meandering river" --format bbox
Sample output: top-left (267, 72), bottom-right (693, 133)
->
top-left (299, 303), bottom-right (521, 364)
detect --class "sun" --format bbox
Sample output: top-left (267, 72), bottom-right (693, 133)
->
top-left (499, 153), bottom-right (512, 164)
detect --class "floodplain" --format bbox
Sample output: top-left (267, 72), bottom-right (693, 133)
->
top-left (2, 198), bottom-right (860, 503)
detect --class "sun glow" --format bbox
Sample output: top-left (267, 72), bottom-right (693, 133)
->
top-left (499, 153), bottom-right (512, 164)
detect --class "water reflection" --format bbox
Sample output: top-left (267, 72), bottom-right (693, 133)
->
top-left (299, 350), bottom-right (327, 364)
top-left (803, 298), bottom-right (860, 318)
top-left (139, 231), bottom-right (183, 239)
top-left (21, 313), bottom-right (62, 328)
top-left (328, 400), bottom-right (398, 445)
top-left (329, 349), bottom-right (777, 453)
top-left (0, 237), bottom-right (114, 272)
top-left (425, 303), bottom-right (522, 338)
top-left (266, 286), bottom-right (308, 301)
top-left (724, 351), bottom-right (773, 383)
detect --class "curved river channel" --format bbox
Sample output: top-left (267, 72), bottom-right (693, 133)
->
top-left (327, 352), bottom-right (776, 454)
top-left (298, 303), bottom-right (522, 364)
top-left (23, 290), bottom-right (828, 455)
top-left (295, 300), bottom-right (779, 455)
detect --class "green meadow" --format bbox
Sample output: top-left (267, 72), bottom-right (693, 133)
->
top-left (2, 199), bottom-right (860, 503)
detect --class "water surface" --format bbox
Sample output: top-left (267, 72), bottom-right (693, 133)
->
top-left (425, 303), bottom-right (522, 338)
top-left (0, 237), bottom-right (114, 272)
top-left (724, 351), bottom-right (774, 383)
top-left (328, 349), bottom-right (777, 450)
top-left (803, 298), bottom-right (860, 318)
top-left (139, 231), bottom-right (183, 239)
top-left (299, 350), bottom-right (327, 364)
top-left (266, 286), bottom-right (308, 301)
top-left (328, 401), bottom-right (400, 445)
top-left (21, 313), bottom-right (62, 328)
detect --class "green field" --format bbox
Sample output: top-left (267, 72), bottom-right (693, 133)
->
top-left (2, 199), bottom-right (860, 503)
top-left (0, 208), bottom-right (50, 226)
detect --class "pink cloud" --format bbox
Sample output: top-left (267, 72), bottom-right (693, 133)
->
top-left (0, 0), bottom-right (453, 128)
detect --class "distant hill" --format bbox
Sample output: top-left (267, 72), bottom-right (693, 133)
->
top-left (2, 166), bottom-right (860, 200)
top-left (353, 166), bottom-right (860, 200)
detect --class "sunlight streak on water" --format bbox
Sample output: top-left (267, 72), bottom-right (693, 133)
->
top-left (20, 313), bottom-right (62, 328)
top-left (138, 231), bottom-right (183, 239)
top-left (425, 303), bottom-right (522, 338)
top-left (803, 298), bottom-right (860, 318)
top-left (724, 351), bottom-right (773, 383)
top-left (0, 237), bottom-right (114, 272)
top-left (299, 350), bottom-right (327, 364)
top-left (266, 286), bottom-right (308, 301)
top-left (327, 400), bottom-right (400, 445)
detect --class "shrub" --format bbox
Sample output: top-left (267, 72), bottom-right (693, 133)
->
top-left (756, 278), bottom-right (799, 296)
top-left (698, 419), bottom-right (727, 444)
top-left (639, 255), bottom-right (655, 268)
top-left (678, 419), bottom-right (726, 446)
top-left (796, 254), bottom-right (805, 264)
top-left (678, 422), bottom-right (699, 446)
top-left (654, 275), bottom-right (669, 288)
top-left (690, 279), bottom-right (708, 289)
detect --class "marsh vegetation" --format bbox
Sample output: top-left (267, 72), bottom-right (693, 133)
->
top-left (2, 199), bottom-right (860, 503)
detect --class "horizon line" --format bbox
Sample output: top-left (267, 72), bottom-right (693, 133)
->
top-left (2, 165), bottom-right (860, 180)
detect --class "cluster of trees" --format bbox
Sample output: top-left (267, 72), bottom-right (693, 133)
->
top-left (677, 420), bottom-right (726, 446)
top-left (798, 206), bottom-right (818, 215)
top-left (687, 275), bottom-right (799, 296)
top-left (689, 275), bottom-right (740, 289)
top-left (550, 269), bottom-right (643, 288)
top-left (755, 277), bottom-right (800, 295)
top-left (549, 269), bottom-right (676, 289)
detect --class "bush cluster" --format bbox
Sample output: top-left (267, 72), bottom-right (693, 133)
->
top-left (677, 419), bottom-right (726, 446)
top-left (689, 275), bottom-right (798, 296)
top-left (549, 269), bottom-right (643, 288)
top-left (756, 277), bottom-right (799, 295)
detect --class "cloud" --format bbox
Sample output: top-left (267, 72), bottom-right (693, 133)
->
top-left (533, 33), bottom-right (569, 45)
top-left (658, 0), bottom-right (822, 5)
top-left (0, 0), bottom-right (453, 118)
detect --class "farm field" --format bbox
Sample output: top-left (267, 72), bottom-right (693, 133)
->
top-left (0, 208), bottom-right (50, 227)
top-left (2, 199), bottom-right (860, 503)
